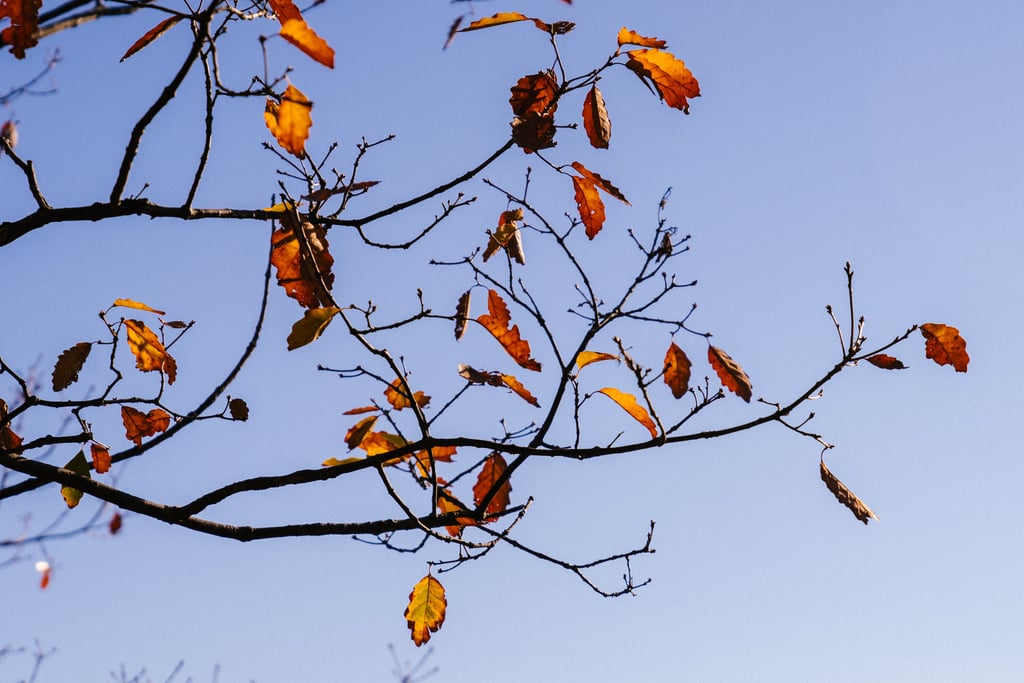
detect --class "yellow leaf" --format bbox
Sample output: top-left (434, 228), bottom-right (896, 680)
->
top-left (279, 18), bottom-right (335, 68)
top-left (576, 350), bottom-right (618, 371)
top-left (59, 451), bottom-right (91, 509)
top-left (360, 431), bottom-right (408, 458)
top-left (500, 374), bottom-right (540, 407)
top-left (616, 27), bottom-right (667, 49)
top-left (286, 306), bottom-right (339, 350)
top-left (597, 387), bottom-right (657, 438)
top-left (322, 456), bottom-right (363, 467)
top-left (625, 49), bottom-right (700, 114)
top-left (112, 298), bottom-right (166, 315)
top-left (458, 12), bottom-right (531, 31)
top-left (124, 319), bottom-right (176, 384)
top-left (344, 415), bottom-right (378, 450)
top-left (405, 575), bottom-right (447, 646)
top-left (265, 84), bottom-right (313, 157)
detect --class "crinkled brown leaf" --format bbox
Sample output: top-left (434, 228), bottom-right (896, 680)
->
top-left (663, 341), bottom-right (691, 399)
top-left (570, 161), bottom-right (630, 205)
top-left (510, 71), bottom-right (558, 118)
top-left (597, 387), bottom-right (658, 438)
top-left (270, 207), bottom-right (335, 308)
top-left (121, 406), bottom-right (171, 446)
top-left (625, 49), bottom-right (700, 114)
top-left (120, 16), bottom-right (182, 62)
top-left (90, 443), bottom-right (111, 474)
top-left (820, 458), bottom-right (878, 524)
top-left (511, 111), bottom-right (557, 154)
top-left (477, 289), bottom-right (541, 371)
top-left (473, 452), bottom-right (512, 521)
top-left (264, 84), bottom-right (313, 157)
top-left (52, 342), bottom-right (92, 391)
top-left (124, 319), bottom-right (176, 384)
top-left (483, 208), bottom-right (525, 264)
top-left (582, 85), bottom-right (611, 149)
top-left (572, 176), bottom-right (606, 239)
top-left (707, 345), bottom-right (752, 402)
top-left (866, 354), bottom-right (907, 370)
top-left (384, 379), bottom-right (430, 411)
top-left (454, 290), bottom-right (471, 340)
top-left (228, 398), bottom-right (249, 421)
top-left (0, 0), bottom-right (41, 58)
top-left (920, 323), bottom-right (969, 373)
top-left (405, 575), bottom-right (446, 647)
top-left (458, 363), bottom-right (505, 387)
top-left (616, 27), bottom-right (666, 49)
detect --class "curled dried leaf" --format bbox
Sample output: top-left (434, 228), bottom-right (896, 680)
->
top-left (616, 27), bottom-right (667, 49)
top-left (286, 306), bottom-right (339, 350)
top-left (707, 345), bottom-right (752, 402)
top-left (625, 49), bottom-right (700, 114)
top-left (52, 342), bottom-right (92, 391)
top-left (345, 415), bottom-right (378, 450)
top-left (384, 378), bottom-right (430, 411)
top-left (575, 351), bottom-right (618, 371)
top-left (866, 354), bottom-right (907, 370)
top-left (124, 320), bottom-right (176, 384)
top-left (120, 16), bottom-right (182, 62)
top-left (121, 406), bottom-right (171, 446)
top-left (820, 459), bottom-right (878, 524)
top-left (663, 342), bottom-right (692, 399)
top-left (477, 290), bottom-right (541, 371)
top-left (510, 71), bottom-right (558, 118)
top-left (454, 290), bottom-right (471, 340)
top-left (582, 85), bottom-right (611, 149)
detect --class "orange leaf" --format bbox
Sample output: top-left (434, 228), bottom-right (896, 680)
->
top-left (359, 431), bottom-right (408, 458)
top-left (500, 374), bottom-right (540, 407)
top-left (120, 16), bottom-right (183, 62)
top-left (477, 290), bottom-right (541, 371)
top-left (437, 492), bottom-right (474, 537)
top-left (90, 443), bottom-right (111, 474)
top-left (663, 342), bottom-right (691, 399)
top-left (866, 354), bottom-right (907, 370)
top-left (575, 351), bottom-right (618, 371)
top-left (572, 176), bottom-right (606, 239)
top-left (342, 405), bottom-right (379, 416)
top-left (280, 18), bottom-right (335, 69)
top-left (458, 12), bottom-right (531, 31)
top-left (454, 290), bottom-right (471, 340)
top-left (270, 207), bottom-right (334, 308)
top-left (264, 84), bottom-right (313, 157)
top-left (0, 0), bottom-right (41, 58)
top-left (286, 306), bottom-right (339, 350)
top-left (413, 446), bottom-right (457, 480)
top-left (345, 415), bottom-right (378, 450)
top-left (52, 342), bottom-right (92, 391)
top-left (405, 575), bottom-right (446, 647)
top-left (625, 49), bottom-right (700, 114)
top-left (266, 0), bottom-right (302, 23)
top-left (510, 71), bottom-right (558, 118)
top-left (473, 452), bottom-right (512, 521)
top-left (570, 162), bottom-right (630, 205)
top-left (820, 459), bottom-right (878, 524)
top-left (920, 323), bottom-right (969, 373)
top-left (597, 387), bottom-right (658, 438)
top-left (120, 406), bottom-right (171, 446)
top-left (111, 298), bottom-right (166, 315)
top-left (124, 320), bottom-right (176, 384)
top-left (707, 345), bottom-right (752, 402)
top-left (582, 85), bottom-right (611, 149)
top-left (384, 379), bottom-right (430, 411)
top-left (616, 27), bottom-right (666, 49)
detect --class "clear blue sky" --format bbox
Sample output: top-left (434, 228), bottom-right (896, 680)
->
top-left (3, 1), bottom-right (1022, 681)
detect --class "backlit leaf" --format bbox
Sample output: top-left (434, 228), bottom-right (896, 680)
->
top-left (510, 71), bottom-right (558, 118)
top-left (112, 298), bottom-right (166, 315)
top-left (120, 16), bottom-right (182, 62)
top-left (124, 320), bottom-right (176, 384)
top-left (500, 374), bottom-right (540, 407)
top-left (582, 85), bottom-right (611, 149)
top-left (0, 401), bottom-right (22, 453)
top-left (570, 162), bottom-right (630, 205)
top-left (413, 446), bottom-right (457, 480)
top-left (60, 451), bottom-right (91, 509)
top-left (437, 493), bottom-right (474, 537)
top-left (228, 398), bottom-right (249, 421)
top-left (572, 176), bottom-right (605, 239)
top-left (625, 49), bottom-right (700, 114)
top-left (52, 342), bottom-right (92, 391)
top-left (708, 345), bottom-right (752, 402)
top-left (511, 111), bottom-right (556, 153)
top-left (359, 431), bottom-right (407, 458)
top-left (270, 207), bottom-right (335, 308)
top-left (0, 0), bottom-right (41, 58)
top-left (820, 458), bottom-right (878, 524)
top-left (279, 18), bottom-right (335, 68)
top-left (483, 208), bottom-right (525, 264)
top-left (264, 84), bottom-right (313, 157)
top-left (663, 341), bottom-right (691, 399)
top-left (473, 452), bottom-right (512, 521)
top-left (477, 289), bottom-right (541, 371)
top-left (90, 443), bottom-right (111, 474)
top-left (405, 575), bottom-right (446, 646)
top-left (597, 387), bottom-right (657, 438)
top-left (266, 0), bottom-right (302, 23)
top-left (616, 27), bottom-right (666, 49)
top-left (454, 290), bottom-right (471, 340)
top-left (384, 379), bottom-right (430, 411)
top-left (920, 323), bottom-right (969, 373)
top-left (121, 406), bottom-right (171, 446)
top-left (342, 405), bottom-right (380, 415)
top-left (458, 12), bottom-right (531, 32)
top-left (345, 415), bottom-right (378, 450)
top-left (866, 354), bottom-right (907, 370)
top-left (576, 351), bottom-right (618, 371)
top-left (286, 306), bottom-right (339, 350)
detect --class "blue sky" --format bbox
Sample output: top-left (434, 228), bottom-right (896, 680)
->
top-left (2, 1), bottom-right (1022, 681)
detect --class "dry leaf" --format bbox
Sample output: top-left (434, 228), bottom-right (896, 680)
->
top-left (511, 111), bottom-right (557, 153)
top-left (597, 387), bottom-right (658, 438)
top-left (510, 71), bottom-right (558, 118)
top-left (405, 575), bottom-right (447, 646)
top-left (437, 492), bottom-right (474, 537)
top-left (228, 398), bottom-right (249, 421)
top-left (121, 406), bottom-right (171, 446)
top-left (124, 319), bottom-right (176, 384)
top-left (582, 85), bottom-right (611, 149)
top-left (342, 405), bottom-right (380, 416)
top-left (286, 306), bottom-right (339, 350)
top-left (616, 27), bottom-right (666, 49)
top-left (109, 511), bottom-right (123, 535)
top-left (477, 289), bottom-right (541, 371)
top-left (458, 12), bottom-right (532, 32)
top-left (270, 207), bottom-right (335, 308)
top-left (473, 452), bottom-right (512, 521)
top-left (345, 415), bottom-right (378, 450)
top-left (820, 458), bottom-right (878, 524)
top-left (112, 298), bottom-right (166, 315)
top-left (483, 208), bottom-right (526, 264)
top-left (279, 18), bottom-right (335, 68)
top-left (500, 374), bottom-right (540, 407)
top-left (384, 379), bottom-right (430, 411)
top-left (663, 341), bottom-right (691, 398)
top-left (52, 342), bottom-right (92, 391)
top-left (265, 84), bottom-right (313, 157)
top-left (866, 354), bottom-right (907, 370)
top-left (572, 176), bottom-right (606, 239)
top-left (920, 323), bottom-right (969, 373)
top-left (707, 345), bottom-right (752, 402)
top-left (576, 351), bottom-right (618, 371)
top-left (454, 290), bottom-right (471, 340)
top-left (0, 0), bottom-right (41, 58)
top-left (625, 49), bottom-right (700, 114)
top-left (90, 443), bottom-right (111, 474)
top-left (570, 162), bottom-right (630, 204)
top-left (120, 16), bottom-right (183, 62)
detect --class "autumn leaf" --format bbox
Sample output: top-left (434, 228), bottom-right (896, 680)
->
top-left (266, 0), bottom-right (302, 23)
top-left (597, 387), bottom-right (658, 438)
top-left (322, 455), bottom-right (363, 467)
top-left (473, 452), bottom-right (512, 521)
top-left (572, 176), bottom-right (605, 239)
top-left (60, 451), bottom-right (91, 509)
top-left (120, 16), bottom-right (183, 62)
top-left (286, 306), bottom-right (340, 350)
top-left (112, 298), bottom-right (167, 315)
top-left (483, 208), bottom-right (525, 264)
top-left (405, 575), bottom-right (447, 646)
top-left (477, 290), bottom-right (541, 371)
top-left (820, 458), bottom-right (878, 525)
top-left (616, 27), bottom-right (667, 49)
top-left (576, 351), bottom-right (618, 371)
top-left (90, 443), bottom-right (111, 474)
top-left (121, 406), bottom-right (172, 446)
top-left (437, 493), bottom-right (474, 537)
top-left (920, 323), bottom-right (969, 373)
top-left (52, 342), bottom-right (92, 391)
top-left (458, 12), bottom-right (532, 32)
top-left (866, 354), bottom-right (907, 370)
top-left (625, 49), bottom-right (700, 114)
top-left (124, 319), bottom-right (177, 384)
top-left (345, 415), bottom-right (378, 450)
top-left (0, 0), bottom-right (41, 58)
top-left (458, 363), bottom-right (505, 386)
top-left (228, 398), bottom-right (249, 421)
top-left (270, 207), bottom-right (335, 308)
top-left (571, 162), bottom-right (630, 204)
top-left (510, 71), bottom-right (558, 118)
top-left (582, 85), bottom-right (611, 149)
top-left (342, 405), bottom-right (379, 416)
top-left (663, 341), bottom-right (692, 399)
top-left (279, 18), bottom-right (335, 69)
top-left (707, 345), bottom-right (752, 402)
top-left (265, 84), bottom-right (313, 157)
top-left (0, 400), bottom-right (22, 453)
top-left (511, 111), bottom-right (557, 153)
top-left (498, 374), bottom-right (539, 407)
top-left (413, 446), bottom-right (456, 480)
top-left (359, 431), bottom-right (408, 458)
top-left (0, 119), bottom-right (16, 152)
top-left (37, 561), bottom-right (51, 589)
top-left (384, 379), bottom-right (431, 411)
top-left (454, 290), bottom-right (471, 340)
top-left (109, 511), bottom-right (123, 535)
top-left (443, 14), bottom-right (463, 49)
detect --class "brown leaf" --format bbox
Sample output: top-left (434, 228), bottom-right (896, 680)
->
top-left (476, 289), bottom-right (541, 371)
top-left (572, 176), bottom-right (606, 239)
top-left (707, 345), bottom-right (752, 402)
top-left (342, 405), bottom-right (379, 415)
top-left (866, 354), bottom-right (907, 370)
top-left (121, 406), bottom-right (171, 446)
top-left (52, 342), bottom-right (92, 391)
top-left (384, 379), bottom-right (431, 411)
top-left (820, 458), bottom-right (878, 525)
top-left (405, 575), bottom-right (446, 647)
top-left (597, 387), bottom-right (658, 438)
top-left (279, 18), bottom-right (335, 69)
top-left (90, 443), bottom-right (111, 474)
top-left (625, 49), bottom-right (700, 114)
top-left (570, 161), bottom-right (630, 205)
top-left (511, 111), bottom-right (557, 153)
top-left (124, 320), bottom-right (176, 384)
top-left (920, 323), bottom-right (969, 373)
top-left (109, 511), bottom-right (123, 535)
top-left (270, 206), bottom-right (335, 308)
top-left (0, 0), bottom-right (41, 58)
top-left (510, 71), bottom-right (558, 118)
top-left (483, 208), bottom-right (525, 264)
top-left (458, 363), bottom-right (505, 387)
top-left (120, 16), bottom-right (183, 62)
top-left (582, 85), bottom-right (611, 149)
top-left (443, 14), bottom-right (463, 49)
top-left (663, 342), bottom-right (692, 399)
top-left (1, 119), bottom-right (17, 152)
top-left (228, 398), bottom-right (249, 421)
top-left (616, 27), bottom-right (667, 49)
top-left (454, 290), bottom-right (471, 340)
top-left (473, 452), bottom-right (512, 521)
top-left (264, 84), bottom-right (313, 157)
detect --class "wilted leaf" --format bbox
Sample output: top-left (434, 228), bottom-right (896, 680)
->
top-left (121, 406), bottom-right (171, 446)
top-left (286, 306), bottom-right (340, 350)
top-left (109, 511), bottom-right (123, 535)
top-left (405, 575), bottom-right (447, 646)
top-left (473, 452), bottom-right (512, 521)
top-left (477, 290), bottom-right (541, 371)
top-left (483, 208), bottom-right (525, 264)
top-left (60, 451), bottom-right (91, 509)
top-left (920, 323), bottom-right (969, 373)
top-left (120, 16), bottom-right (182, 62)
top-left (266, 0), bottom-right (302, 23)
top-left (271, 207), bottom-right (335, 308)
top-left (279, 18), bottom-right (335, 68)
top-left (625, 49), bottom-right (700, 114)
top-left (576, 351), bottom-right (618, 371)
top-left (708, 345), bottom-right (752, 402)
top-left (124, 319), bottom-right (176, 384)
top-left (616, 27), bottom-right (667, 49)
top-left (0, 119), bottom-right (17, 152)
top-left (90, 443), bottom-right (111, 474)
top-left (112, 298), bottom-right (166, 315)
top-left (866, 354), bottom-right (907, 370)
top-left (264, 84), bottom-right (313, 157)
top-left (511, 111), bottom-right (557, 153)
top-left (570, 162), bottom-right (630, 204)
top-left (384, 379), bottom-right (430, 411)
top-left (454, 290), bottom-right (471, 340)
top-left (52, 342), bottom-right (92, 391)
top-left (0, 401), bottom-right (22, 453)
top-left (443, 14), bottom-right (463, 49)
top-left (342, 405), bottom-right (379, 415)
top-left (820, 459), bottom-right (878, 524)
top-left (500, 374), bottom-right (540, 407)
top-left (458, 12), bottom-right (531, 31)
top-left (572, 176), bottom-right (605, 239)
top-left (458, 364), bottom-right (505, 386)
top-left (0, 0), bottom-right (41, 58)
top-left (345, 415), bottom-right (378, 450)
top-left (228, 398), bottom-right (249, 421)
top-left (663, 341), bottom-right (691, 399)
top-left (510, 71), bottom-right (558, 118)
top-left (597, 387), bottom-right (658, 438)
top-left (582, 85), bottom-right (611, 149)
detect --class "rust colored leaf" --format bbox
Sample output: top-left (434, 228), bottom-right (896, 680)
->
top-left (112, 298), bottom-right (166, 315)
top-left (124, 320), bottom-right (176, 384)
top-left (384, 379), bottom-right (431, 411)
top-left (286, 306), bottom-right (339, 350)
top-left (0, 401), bottom-right (22, 453)
top-left (121, 406), bottom-right (171, 446)
top-left (52, 342), bottom-right (92, 391)
top-left (483, 208), bottom-right (525, 264)
top-left (477, 289), bottom-right (541, 371)
top-left (342, 405), bottom-right (379, 415)
top-left (582, 85), bottom-right (611, 149)
top-left (510, 71), bottom-right (558, 118)
top-left (511, 111), bottom-right (557, 154)
top-left (572, 176), bottom-right (606, 239)
top-left (663, 341), bottom-right (692, 399)
top-left (473, 452), bottom-right (512, 521)
top-left (920, 323), bottom-right (969, 373)
top-left (437, 493), bottom-right (474, 537)
top-left (458, 12), bottom-right (531, 32)
top-left (270, 207), bottom-right (335, 308)
top-left (500, 374), bottom-right (540, 407)
top-left (454, 290), bottom-right (471, 340)
top-left (345, 415), bottom-right (378, 450)
top-left (109, 511), bottom-right (123, 535)
top-left (60, 451), bottom-right (91, 509)
top-left (867, 354), bottom-right (907, 370)
top-left (264, 84), bottom-right (313, 157)
top-left (576, 351), bottom-right (618, 371)
top-left (708, 345), bottom-right (752, 402)
top-left (570, 161), bottom-right (630, 205)
top-left (597, 387), bottom-right (658, 438)
top-left (625, 49), bottom-right (700, 114)
top-left (38, 563), bottom-right (51, 589)
top-left (228, 398), bottom-right (249, 421)
top-left (820, 459), bottom-right (878, 524)
top-left (405, 575), bottom-right (447, 647)
top-left (120, 16), bottom-right (183, 62)
top-left (280, 18), bottom-right (335, 68)
top-left (0, 0), bottom-right (41, 58)
top-left (617, 27), bottom-right (667, 49)
top-left (90, 443), bottom-right (111, 474)
top-left (266, 0), bottom-right (302, 23)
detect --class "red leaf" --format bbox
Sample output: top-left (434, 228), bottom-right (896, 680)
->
top-left (120, 16), bottom-right (183, 62)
